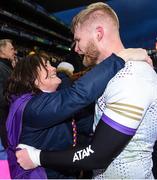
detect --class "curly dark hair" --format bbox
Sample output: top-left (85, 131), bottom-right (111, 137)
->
top-left (5, 53), bottom-right (49, 103)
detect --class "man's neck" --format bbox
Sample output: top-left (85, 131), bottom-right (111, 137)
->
top-left (96, 34), bottom-right (125, 64)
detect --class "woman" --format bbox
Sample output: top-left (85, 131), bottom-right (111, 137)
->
top-left (5, 53), bottom-right (125, 178)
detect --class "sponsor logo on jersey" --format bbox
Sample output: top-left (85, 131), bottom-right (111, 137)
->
top-left (73, 145), bottom-right (94, 162)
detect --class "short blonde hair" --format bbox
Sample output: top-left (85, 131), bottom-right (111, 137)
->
top-left (71, 2), bottom-right (119, 33)
top-left (0, 39), bottom-right (12, 50)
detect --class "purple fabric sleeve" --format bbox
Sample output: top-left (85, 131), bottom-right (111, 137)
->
top-left (101, 114), bottom-right (136, 135)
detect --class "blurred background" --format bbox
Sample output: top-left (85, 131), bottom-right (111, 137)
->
top-left (0, 0), bottom-right (157, 71)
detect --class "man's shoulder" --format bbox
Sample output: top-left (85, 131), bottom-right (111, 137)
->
top-left (108, 61), bottom-right (156, 84)
top-left (102, 61), bottom-right (157, 99)
top-left (0, 60), bottom-right (12, 74)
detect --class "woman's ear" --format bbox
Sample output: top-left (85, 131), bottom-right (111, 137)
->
top-left (96, 26), bottom-right (104, 41)
top-left (35, 79), bottom-right (39, 86)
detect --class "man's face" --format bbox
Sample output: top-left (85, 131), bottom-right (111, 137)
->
top-left (83, 40), bottom-right (100, 67)
top-left (0, 42), bottom-right (15, 60)
top-left (35, 60), bottom-right (61, 92)
top-left (74, 25), bottom-right (100, 67)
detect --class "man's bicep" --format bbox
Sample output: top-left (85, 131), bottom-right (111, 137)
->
top-left (99, 78), bottom-right (151, 135)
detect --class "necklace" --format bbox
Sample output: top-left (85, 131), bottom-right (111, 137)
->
top-left (72, 119), bottom-right (77, 147)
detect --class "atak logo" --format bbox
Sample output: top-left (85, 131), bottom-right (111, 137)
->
top-left (73, 145), bottom-right (94, 162)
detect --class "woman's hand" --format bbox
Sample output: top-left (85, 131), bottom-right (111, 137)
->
top-left (117, 48), bottom-right (153, 66)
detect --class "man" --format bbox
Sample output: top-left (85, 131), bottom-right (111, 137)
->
top-left (0, 39), bottom-right (15, 146)
top-left (16, 2), bottom-right (157, 179)
top-left (0, 39), bottom-right (15, 178)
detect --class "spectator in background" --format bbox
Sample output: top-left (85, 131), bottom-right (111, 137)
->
top-left (0, 39), bottom-right (15, 179)
top-left (0, 38), bottom-right (15, 157)
top-left (57, 61), bottom-right (74, 89)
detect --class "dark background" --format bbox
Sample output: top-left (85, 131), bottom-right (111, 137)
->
top-left (0, 0), bottom-right (157, 53)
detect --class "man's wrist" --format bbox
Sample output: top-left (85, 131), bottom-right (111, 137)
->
top-left (29, 148), bottom-right (41, 166)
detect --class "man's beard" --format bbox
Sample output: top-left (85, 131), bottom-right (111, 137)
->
top-left (83, 40), bottom-right (100, 67)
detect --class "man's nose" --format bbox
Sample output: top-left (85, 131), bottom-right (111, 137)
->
top-left (74, 43), bottom-right (81, 54)
top-left (74, 43), bottom-right (78, 53)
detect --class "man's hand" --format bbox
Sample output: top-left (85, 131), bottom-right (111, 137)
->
top-left (16, 144), bottom-right (41, 170)
top-left (117, 48), bottom-right (153, 66)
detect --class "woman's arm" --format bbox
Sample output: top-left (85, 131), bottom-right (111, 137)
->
top-left (16, 119), bottom-right (132, 170)
top-left (25, 54), bottom-right (124, 128)
top-left (24, 49), bottom-right (150, 128)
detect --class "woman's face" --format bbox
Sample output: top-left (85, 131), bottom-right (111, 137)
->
top-left (35, 60), bottom-right (61, 92)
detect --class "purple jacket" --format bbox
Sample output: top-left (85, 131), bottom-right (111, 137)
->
top-left (6, 94), bottom-right (47, 179)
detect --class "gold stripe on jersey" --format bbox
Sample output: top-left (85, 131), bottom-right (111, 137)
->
top-left (108, 102), bottom-right (144, 111)
top-left (106, 102), bottom-right (143, 121)
top-left (106, 105), bottom-right (143, 116)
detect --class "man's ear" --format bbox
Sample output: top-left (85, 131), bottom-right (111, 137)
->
top-left (96, 26), bottom-right (104, 41)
